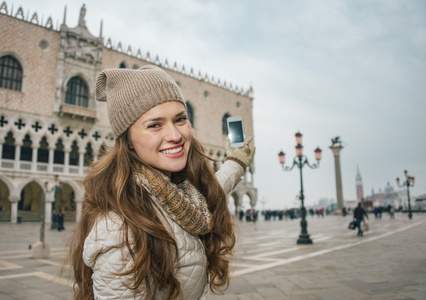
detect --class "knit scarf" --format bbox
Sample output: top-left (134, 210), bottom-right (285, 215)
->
top-left (134, 165), bottom-right (212, 236)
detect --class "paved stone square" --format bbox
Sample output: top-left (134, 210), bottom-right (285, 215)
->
top-left (0, 213), bottom-right (425, 299)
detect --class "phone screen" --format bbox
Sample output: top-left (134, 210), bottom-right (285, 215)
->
top-left (228, 121), bottom-right (244, 144)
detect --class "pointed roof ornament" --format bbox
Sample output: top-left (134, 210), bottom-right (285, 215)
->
top-left (248, 85), bottom-right (254, 98)
top-left (106, 38), bottom-right (112, 48)
top-left (99, 19), bottom-right (103, 38)
top-left (117, 42), bottom-right (122, 52)
top-left (62, 5), bottom-right (67, 25)
top-left (181, 64), bottom-right (186, 74)
top-left (30, 12), bottom-right (39, 24)
top-left (15, 6), bottom-right (24, 19)
top-left (211, 76), bottom-right (215, 84)
top-left (0, 1), bottom-right (9, 14)
top-left (223, 80), bottom-right (227, 88)
top-left (164, 59), bottom-right (169, 68)
top-left (146, 52), bottom-right (151, 62)
top-left (10, 3), bottom-right (13, 16)
top-left (136, 49), bottom-right (142, 59)
top-left (127, 45), bottom-right (132, 55)
top-left (198, 71), bottom-right (203, 80)
top-left (217, 78), bottom-right (221, 86)
top-left (46, 16), bottom-right (53, 29)
top-left (189, 68), bottom-right (194, 77)
top-left (154, 55), bottom-right (160, 65)
top-left (173, 61), bottom-right (178, 71)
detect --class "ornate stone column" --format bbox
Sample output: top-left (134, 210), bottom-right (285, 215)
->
top-left (48, 146), bottom-right (55, 172)
top-left (14, 143), bottom-right (21, 171)
top-left (44, 188), bottom-right (55, 224)
top-left (9, 195), bottom-right (20, 223)
top-left (0, 138), bottom-right (4, 160)
top-left (78, 150), bottom-right (85, 175)
top-left (330, 144), bottom-right (344, 210)
top-left (31, 145), bottom-right (38, 172)
top-left (74, 187), bottom-right (84, 223)
top-left (64, 147), bottom-right (70, 173)
top-left (76, 201), bottom-right (83, 223)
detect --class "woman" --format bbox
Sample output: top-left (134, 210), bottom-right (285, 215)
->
top-left (66, 65), bottom-right (255, 299)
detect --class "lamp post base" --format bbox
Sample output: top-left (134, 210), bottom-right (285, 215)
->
top-left (297, 234), bottom-right (313, 245)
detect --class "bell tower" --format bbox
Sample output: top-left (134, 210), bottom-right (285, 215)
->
top-left (356, 165), bottom-right (364, 203)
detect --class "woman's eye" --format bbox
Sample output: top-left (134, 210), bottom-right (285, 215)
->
top-left (148, 123), bottom-right (160, 129)
top-left (176, 117), bottom-right (187, 123)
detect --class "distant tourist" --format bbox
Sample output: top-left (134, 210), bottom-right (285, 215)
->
top-left (50, 209), bottom-right (58, 230)
top-left (57, 209), bottom-right (64, 231)
top-left (353, 203), bottom-right (369, 236)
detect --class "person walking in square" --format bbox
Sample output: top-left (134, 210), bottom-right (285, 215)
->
top-left (353, 202), bottom-right (368, 236)
top-left (57, 209), bottom-right (64, 231)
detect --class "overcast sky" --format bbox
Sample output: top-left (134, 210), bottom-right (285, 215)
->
top-left (7, 0), bottom-right (426, 209)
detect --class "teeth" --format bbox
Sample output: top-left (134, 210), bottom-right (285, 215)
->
top-left (161, 146), bottom-right (182, 155)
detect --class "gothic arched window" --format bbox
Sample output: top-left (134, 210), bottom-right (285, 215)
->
top-left (65, 77), bottom-right (89, 107)
top-left (186, 102), bottom-right (194, 127)
top-left (119, 62), bottom-right (126, 68)
top-left (37, 136), bottom-right (49, 163)
top-left (0, 55), bottom-right (23, 91)
top-left (222, 113), bottom-right (231, 135)
top-left (54, 139), bottom-right (64, 164)
top-left (84, 142), bottom-right (93, 166)
top-left (20, 134), bottom-right (32, 161)
top-left (69, 140), bottom-right (79, 166)
top-left (2, 131), bottom-right (15, 160)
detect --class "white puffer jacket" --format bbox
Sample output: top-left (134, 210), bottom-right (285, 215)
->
top-left (83, 160), bottom-right (244, 299)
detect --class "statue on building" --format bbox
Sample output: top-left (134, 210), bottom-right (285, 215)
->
top-left (78, 4), bottom-right (86, 27)
top-left (331, 136), bottom-right (342, 146)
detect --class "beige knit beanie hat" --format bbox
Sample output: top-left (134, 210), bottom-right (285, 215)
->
top-left (96, 65), bottom-right (186, 138)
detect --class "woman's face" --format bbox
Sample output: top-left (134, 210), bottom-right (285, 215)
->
top-left (129, 101), bottom-right (192, 177)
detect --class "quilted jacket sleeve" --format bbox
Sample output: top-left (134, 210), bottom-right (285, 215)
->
top-left (215, 160), bottom-right (245, 194)
top-left (83, 213), bottom-right (145, 299)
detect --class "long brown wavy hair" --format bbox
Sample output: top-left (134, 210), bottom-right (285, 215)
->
top-left (65, 132), bottom-right (236, 299)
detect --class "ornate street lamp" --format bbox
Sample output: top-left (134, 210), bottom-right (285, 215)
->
top-left (278, 131), bottom-right (322, 244)
top-left (396, 170), bottom-right (415, 219)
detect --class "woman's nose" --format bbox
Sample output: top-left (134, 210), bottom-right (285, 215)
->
top-left (165, 124), bottom-right (182, 141)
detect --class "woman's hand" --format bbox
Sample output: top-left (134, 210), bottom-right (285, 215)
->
top-left (225, 136), bottom-right (256, 168)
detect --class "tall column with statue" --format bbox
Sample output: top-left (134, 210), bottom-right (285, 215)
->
top-left (330, 137), bottom-right (344, 211)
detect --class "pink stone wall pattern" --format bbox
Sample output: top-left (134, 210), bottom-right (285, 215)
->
top-left (0, 16), bottom-right (60, 116)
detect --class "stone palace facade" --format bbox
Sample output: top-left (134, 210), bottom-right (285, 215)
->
top-left (0, 2), bottom-right (257, 223)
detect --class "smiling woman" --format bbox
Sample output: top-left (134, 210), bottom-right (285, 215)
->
top-left (129, 102), bottom-right (192, 177)
top-left (65, 65), bottom-right (255, 300)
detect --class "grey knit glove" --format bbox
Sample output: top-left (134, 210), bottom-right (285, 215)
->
top-left (225, 136), bottom-right (256, 168)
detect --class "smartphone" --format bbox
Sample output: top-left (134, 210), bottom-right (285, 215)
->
top-left (227, 116), bottom-right (245, 148)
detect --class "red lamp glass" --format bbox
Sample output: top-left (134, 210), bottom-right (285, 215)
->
top-left (314, 147), bottom-right (322, 161)
top-left (396, 177), bottom-right (400, 185)
top-left (295, 132), bottom-right (303, 145)
top-left (278, 151), bottom-right (285, 164)
top-left (295, 144), bottom-right (303, 157)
